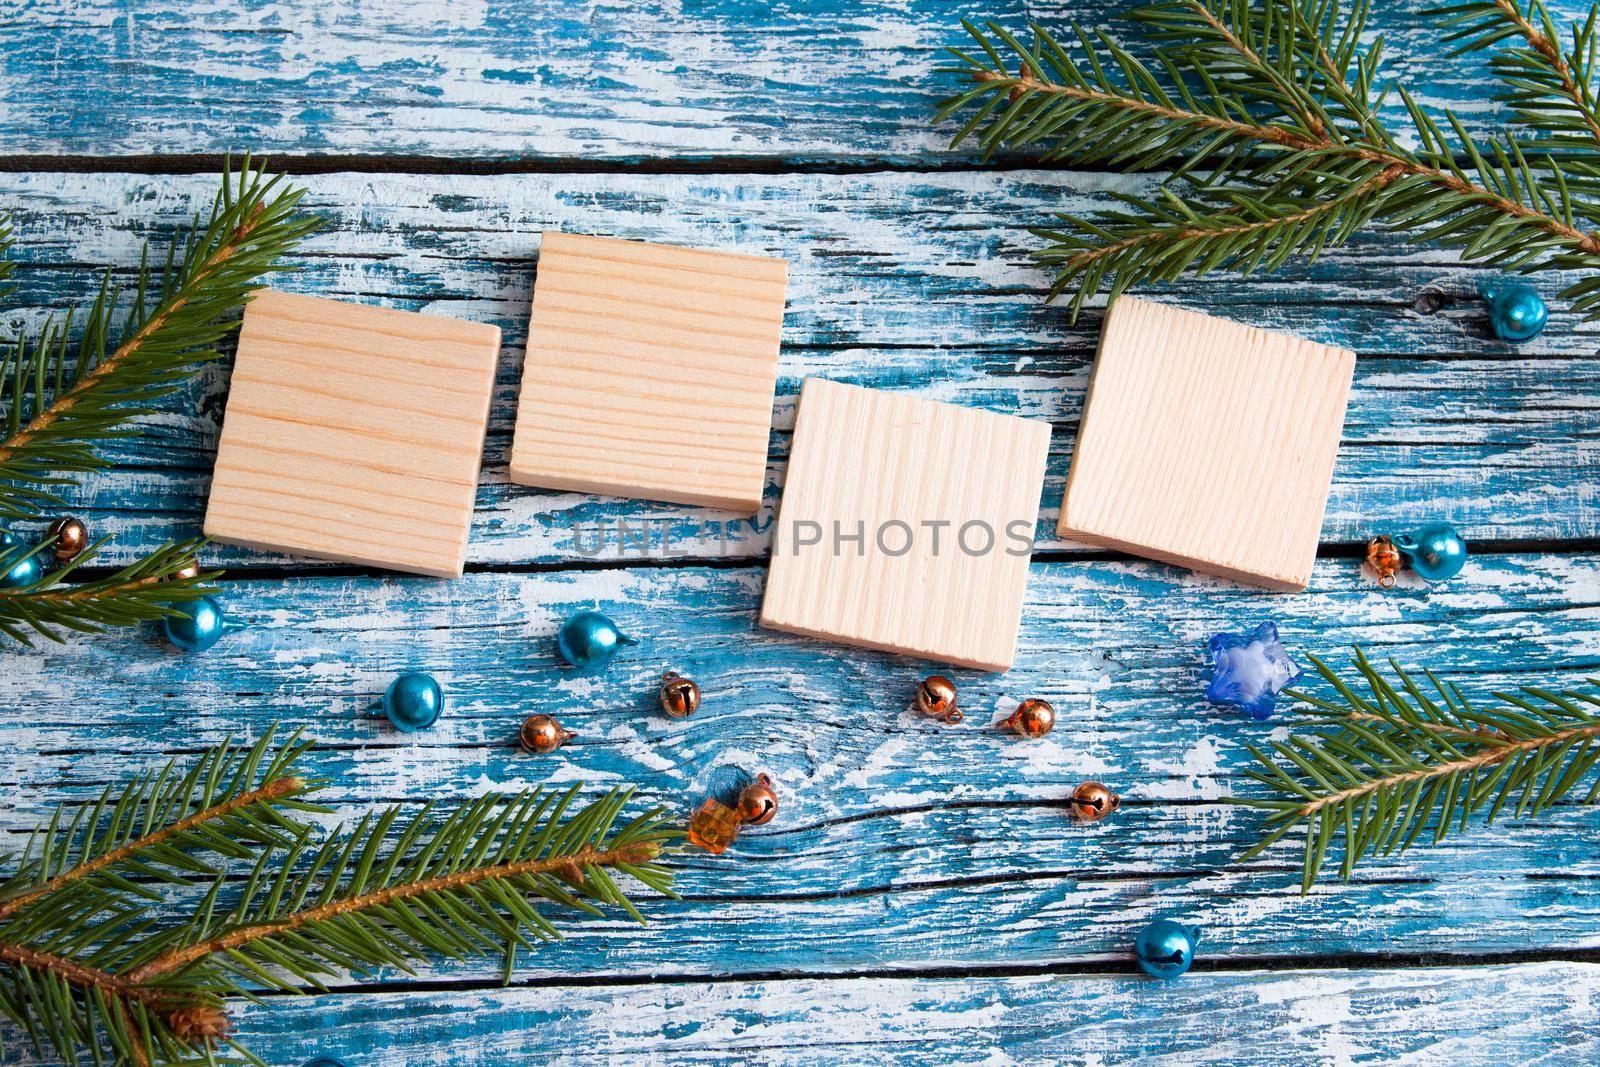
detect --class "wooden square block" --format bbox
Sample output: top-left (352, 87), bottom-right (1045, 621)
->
top-left (761, 379), bottom-right (1052, 671)
top-left (1058, 296), bottom-right (1355, 591)
top-left (509, 231), bottom-right (788, 513)
top-left (204, 290), bottom-right (501, 578)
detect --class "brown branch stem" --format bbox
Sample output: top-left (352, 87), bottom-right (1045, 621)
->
top-left (1061, 164), bottom-right (1403, 270)
top-left (1346, 709), bottom-right (1510, 742)
top-left (0, 775), bottom-right (303, 922)
top-left (975, 70), bottom-right (1600, 255)
top-left (971, 70), bottom-right (1321, 149)
top-left (0, 571), bottom-right (170, 605)
top-left (0, 942), bottom-right (171, 1010)
top-left (1298, 721), bottom-right (1600, 816)
top-left (1184, 0), bottom-right (1327, 138)
top-left (129, 840), bottom-right (661, 981)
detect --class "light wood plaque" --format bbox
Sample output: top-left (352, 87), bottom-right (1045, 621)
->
top-left (1058, 296), bottom-right (1356, 591)
top-left (761, 378), bottom-right (1052, 671)
top-left (509, 231), bottom-right (788, 514)
top-left (204, 289), bottom-right (501, 578)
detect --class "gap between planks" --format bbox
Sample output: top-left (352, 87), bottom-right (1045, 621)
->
top-left (83, 947), bottom-right (1600, 1002)
top-left (35, 541), bottom-right (1600, 585)
top-left (0, 152), bottom-right (1554, 179)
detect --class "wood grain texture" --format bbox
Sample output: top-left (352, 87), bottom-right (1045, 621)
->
top-left (762, 378), bottom-right (1051, 670)
top-left (204, 290), bottom-right (500, 576)
top-left (510, 232), bottom-right (786, 513)
top-left (1061, 298), bottom-right (1355, 591)
top-left (3, 3), bottom-right (1598, 1060)
top-left (3, 554), bottom-right (1597, 984)
top-left (149, 964), bottom-right (1600, 1066)
top-left (0, 0), bottom-right (1577, 162)
top-left (2, 172), bottom-right (1595, 567)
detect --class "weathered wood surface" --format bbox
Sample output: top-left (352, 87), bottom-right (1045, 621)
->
top-left (2, 171), bottom-right (1595, 568)
top-left (0, 0), bottom-right (1573, 162)
top-left (171, 964), bottom-right (1600, 1065)
top-left (8, 962), bottom-right (1597, 1066)
top-left (4, 0), bottom-right (1600, 1062)
top-left (4, 554), bottom-right (1598, 983)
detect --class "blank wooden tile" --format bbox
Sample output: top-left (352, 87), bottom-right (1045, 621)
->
top-left (761, 379), bottom-right (1052, 671)
top-left (204, 290), bottom-right (501, 578)
top-left (509, 231), bottom-right (788, 513)
top-left (1059, 296), bottom-right (1355, 591)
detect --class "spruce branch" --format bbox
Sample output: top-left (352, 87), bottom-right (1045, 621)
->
top-left (1230, 648), bottom-right (1600, 891)
top-left (0, 730), bottom-right (320, 923)
top-left (937, 1), bottom-right (1600, 324)
top-left (0, 537), bottom-right (221, 646)
top-left (0, 159), bottom-right (319, 647)
top-left (0, 737), bottom-right (677, 1066)
top-left (0, 158), bottom-right (321, 512)
top-left (1434, 0), bottom-right (1600, 148)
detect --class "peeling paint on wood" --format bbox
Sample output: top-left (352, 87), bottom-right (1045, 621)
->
top-left (0, 1), bottom-right (1577, 161)
top-left (2, 2), bottom-right (1597, 1062)
top-left (0, 171), bottom-right (1594, 567)
top-left (2, 554), bottom-right (1597, 984)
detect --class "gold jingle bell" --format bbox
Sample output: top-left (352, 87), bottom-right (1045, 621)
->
top-left (48, 516), bottom-right (88, 564)
top-left (914, 675), bottom-right (962, 723)
top-left (736, 773), bottom-right (779, 826)
top-left (1365, 535), bottom-right (1403, 588)
top-left (1002, 698), bottom-right (1056, 739)
top-left (519, 714), bottom-right (575, 754)
top-left (659, 672), bottom-right (701, 717)
top-left (1068, 781), bottom-right (1121, 823)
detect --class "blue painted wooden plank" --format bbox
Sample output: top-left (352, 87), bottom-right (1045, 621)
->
top-left (0, 0), bottom-right (1580, 161)
top-left (157, 964), bottom-right (1600, 1065)
top-left (3, 554), bottom-right (1598, 980)
top-left (6, 961), bottom-right (1598, 1066)
top-left (0, 171), bottom-right (1593, 566)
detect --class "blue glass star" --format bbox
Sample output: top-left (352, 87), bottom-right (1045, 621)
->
top-left (1204, 621), bottom-right (1302, 721)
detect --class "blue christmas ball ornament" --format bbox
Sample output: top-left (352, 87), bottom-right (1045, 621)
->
top-left (1134, 918), bottom-right (1201, 980)
top-left (163, 595), bottom-right (228, 653)
top-left (383, 671), bottom-right (444, 732)
top-left (556, 610), bottom-right (636, 672)
top-left (0, 532), bottom-right (44, 589)
top-left (1392, 522), bottom-right (1468, 583)
top-left (1204, 621), bottom-right (1302, 722)
top-left (301, 1059), bottom-right (348, 1067)
top-left (1481, 282), bottom-right (1548, 342)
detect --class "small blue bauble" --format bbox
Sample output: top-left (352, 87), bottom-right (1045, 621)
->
top-left (0, 532), bottom-right (44, 589)
top-left (1482, 282), bottom-right (1548, 343)
top-left (1393, 522), bottom-right (1468, 583)
top-left (383, 671), bottom-right (444, 732)
top-left (1134, 919), bottom-right (1201, 980)
top-left (556, 610), bottom-right (636, 672)
top-left (163, 595), bottom-right (227, 653)
top-left (301, 1059), bottom-right (348, 1067)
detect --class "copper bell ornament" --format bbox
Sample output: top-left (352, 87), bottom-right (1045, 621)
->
top-left (914, 675), bottom-right (962, 724)
top-left (1068, 781), bottom-right (1121, 823)
top-left (659, 672), bottom-right (700, 718)
top-left (735, 773), bottom-right (779, 826)
top-left (1365, 536), bottom-right (1403, 588)
top-left (519, 714), bottom-right (575, 754)
top-left (1002, 698), bottom-right (1056, 738)
top-left (48, 516), bottom-right (88, 564)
